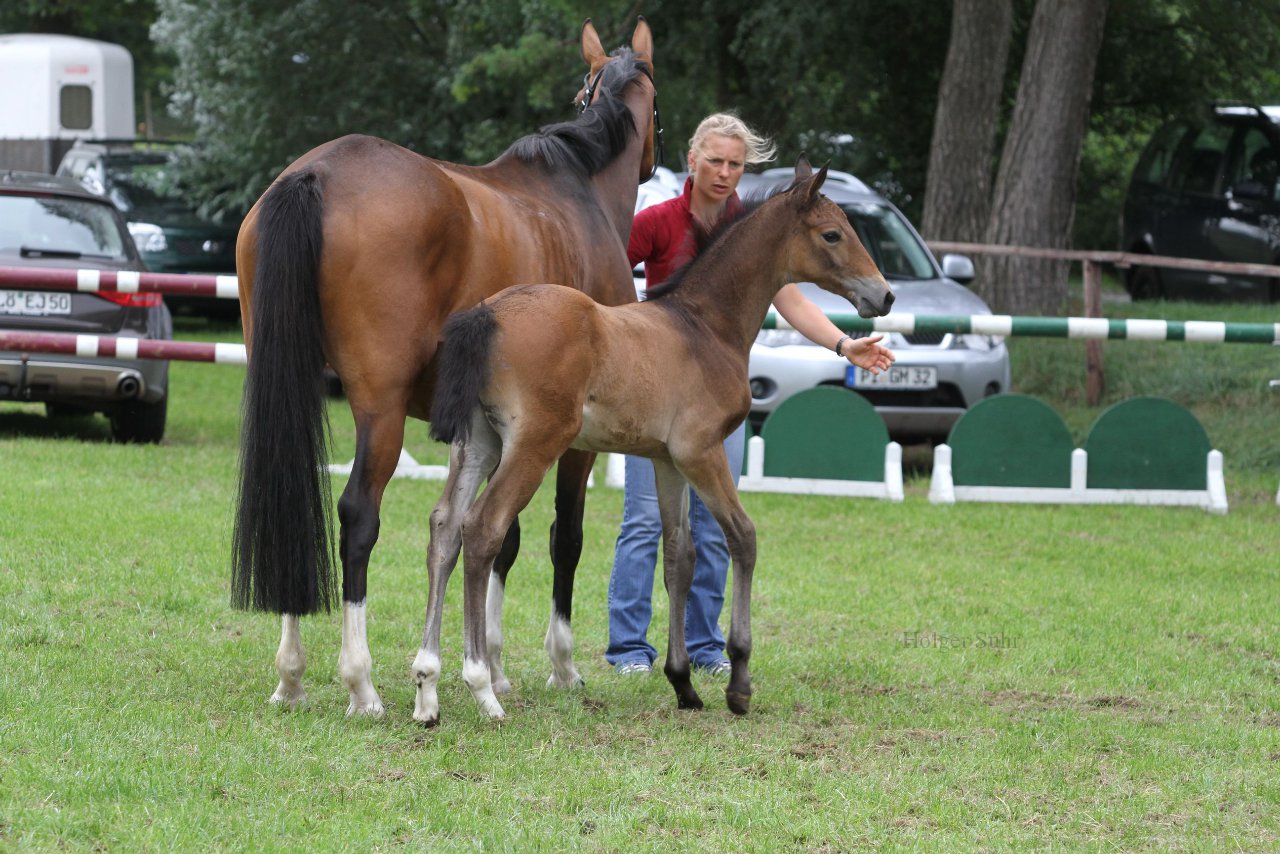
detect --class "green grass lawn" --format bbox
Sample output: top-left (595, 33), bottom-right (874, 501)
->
top-left (1, 306), bottom-right (1278, 850)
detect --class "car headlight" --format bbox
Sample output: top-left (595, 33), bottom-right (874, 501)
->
top-left (127, 222), bottom-right (168, 253)
top-left (755, 329), bottom-right (808, 347)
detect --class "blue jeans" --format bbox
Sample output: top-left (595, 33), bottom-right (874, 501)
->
top-left (605, 423), bottom-right (747, 669)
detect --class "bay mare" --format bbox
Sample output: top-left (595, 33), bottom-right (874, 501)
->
top-left (423, 160), bottom-right (895, 724)
top-left (230, 19), bottom-right (658, 717)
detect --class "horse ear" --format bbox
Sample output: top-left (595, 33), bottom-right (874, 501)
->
top-left (794, 153), bottom-right (813, 179)
top-left (800, 163), bottom-right (829, 209)
top-left (581, 19), bottom-right (606, 66)
top-left (631, 16), bottom-right (654, 65)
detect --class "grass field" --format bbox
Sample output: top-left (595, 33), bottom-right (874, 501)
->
top-left (1, 297), bottom-right (1278, 851)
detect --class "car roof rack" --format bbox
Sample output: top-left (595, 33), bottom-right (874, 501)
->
top-left (1211, 101), bottom-right (1280, 123)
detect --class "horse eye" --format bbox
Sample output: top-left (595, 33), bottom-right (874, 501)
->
top-left (822, 231), bottom-right (841, 244)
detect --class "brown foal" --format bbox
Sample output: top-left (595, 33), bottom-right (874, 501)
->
top-left (423, 159), bottom-right (895, 723)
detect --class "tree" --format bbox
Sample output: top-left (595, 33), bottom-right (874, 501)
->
top-left (978, 0), bottom-right (1109, 314)
top-left (921, 0), bottom-right (1013, 243)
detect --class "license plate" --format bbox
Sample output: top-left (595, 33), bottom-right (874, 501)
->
top-left (846, 364), bottom-right (937, 390)
top-left (0, 290), bottom-right (72, 316)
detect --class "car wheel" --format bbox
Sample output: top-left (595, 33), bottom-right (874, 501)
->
top-left (110, 397), bottom-right (167, 444)
top-left (1126, 264), bottom-right (1163, 300)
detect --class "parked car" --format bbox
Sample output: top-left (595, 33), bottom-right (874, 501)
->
top-left (56, 139), bottom-right (239, 316)
top-left (0, 170), bottom-right (172, 442)
top-left (1121, 103), bottom-right (1280, 301)
top-left (634, 166), bottom-right (1011, 442)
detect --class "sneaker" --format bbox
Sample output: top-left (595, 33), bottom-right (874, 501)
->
top-left (697, 660), bottom-right (732, 678)
top-left (616, 661), bottom-right (652, 676)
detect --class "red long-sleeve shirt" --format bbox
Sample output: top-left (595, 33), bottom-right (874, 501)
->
top-left (628, 177), bottom-right (743, 289)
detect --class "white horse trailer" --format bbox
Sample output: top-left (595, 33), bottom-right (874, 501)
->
top-left (0, 33), bottom-right (135, 172)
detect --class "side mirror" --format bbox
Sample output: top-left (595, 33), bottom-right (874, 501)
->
top-left (941, 253), bottom-right (975, 285)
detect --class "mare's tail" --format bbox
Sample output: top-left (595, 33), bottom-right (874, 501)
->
top-left (231, 170), bottom-right (336, 615)
top-left (429, 303), bottom-right (498, 444)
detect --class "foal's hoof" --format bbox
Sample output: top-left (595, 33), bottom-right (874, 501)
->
top-left (414, 713), bottom-right (440, 729)
top-left (546, 672), bottom-right (585, 690)
top-left (269, 686), bottom-right (307, 709)
top-left (492, 676), bottom-right (513, 696)
top-left (346, 696), bottom-right (386, 718)
top-left (725, 689), bottom-right (752, 716)
top-left (676, 693), bottom-right (705, 711)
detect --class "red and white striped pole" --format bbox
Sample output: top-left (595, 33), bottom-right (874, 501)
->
top-left (0, 265), bottom-right (239, 299)
top-left (0, 330), bottom-right (246, 364)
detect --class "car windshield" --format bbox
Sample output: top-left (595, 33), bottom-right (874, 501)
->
top-left (0, 195), bottom-right (130, 259)
top-left (104, 153), bottom-right (187, 212)
top-left (841, 202), bottom-right (935, 280)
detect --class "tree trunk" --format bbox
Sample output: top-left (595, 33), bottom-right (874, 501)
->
top-left (977, 0), bottom-right (1109, 315)
top-left (921, 0), bottom-right (1012, 243)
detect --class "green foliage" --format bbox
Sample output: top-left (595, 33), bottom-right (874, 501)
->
top-left (13, 1), bottom-right (1280, 243)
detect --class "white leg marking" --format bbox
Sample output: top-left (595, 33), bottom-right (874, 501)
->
top-left (544, 610), bottom-right (584, 689)
top-left (270, 614), bottom-right (307, 707)
top-left (411, 648), bottom-right (442, 725)
top-left (338, 602), bottom-right (385, 717)
top-left (463, 657), bottom-right (506, 721)
top-left (485, 571), bottom-right (512, 695)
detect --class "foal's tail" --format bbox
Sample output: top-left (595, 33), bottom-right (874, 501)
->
top-left (429, 303), bottom-right (498, 444)
top-left (231, 170), bottom-right (336, 615)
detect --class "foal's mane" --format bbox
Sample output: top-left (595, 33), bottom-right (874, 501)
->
top-left (504, 47), bottom-right (647, 177)
top-left (645, 181), bottom-right (792, 301)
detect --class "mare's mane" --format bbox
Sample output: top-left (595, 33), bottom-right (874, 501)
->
top-left (504, 47), bottom-right (648, 177)
top-left (645, 180), bottom-right (793, 301)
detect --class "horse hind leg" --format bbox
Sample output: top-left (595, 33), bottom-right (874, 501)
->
top-left (485, 518), bottom-right (520, 696)
top-left (544, 449), bottom-right (595, 689)
top-left (335, 410), bottom-right (406, 718)
top-left (270, 614), bottom-right (307, 707)
top-left (412, 421), bottom-right (500, 727)
top-left (460, 438), bottom-right (567, 721)
top-left (652, 459), bottom-right (703, 711)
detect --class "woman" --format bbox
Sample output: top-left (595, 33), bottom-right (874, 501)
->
top-left (606, 113), bottom-right (894, 676)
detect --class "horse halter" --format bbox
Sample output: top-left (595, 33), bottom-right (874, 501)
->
top-left (578, 63), bottom-right (665, 184)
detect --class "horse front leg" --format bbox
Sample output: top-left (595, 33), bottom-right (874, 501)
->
top-left (681, 449), bottom-right (758, 715)
top-left (270, 614), bottom-right (307, 707)
top-left (334, 412), bottom-right (405, 718)
top-left (544, 449), bottom-right (596, 689)
top-left (414, 431), bottom-right (499, 726)
top-left (651, 459), bottom-right (702, 711)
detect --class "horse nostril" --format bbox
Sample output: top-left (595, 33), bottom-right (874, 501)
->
top-left (884, 290), bottom-right (896, 308)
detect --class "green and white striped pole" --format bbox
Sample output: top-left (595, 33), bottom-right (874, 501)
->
top-left (762, 312), bottom-right (1280, 345)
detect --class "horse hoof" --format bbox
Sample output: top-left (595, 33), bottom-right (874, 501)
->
top-left (269, 688), bottom-right (307, 709)
top-left (677, 694), bottom-right (704, 711)
top-left (414, 714), bottom-right (440, 729)
top-left (492, 677), bottom-right (513, 695)
top-left (346, 698), bottom-right (386, 718)
top-left (546, 672), bottom-right (585, 690)
top-left (725, 689), bottom-right (752, 716)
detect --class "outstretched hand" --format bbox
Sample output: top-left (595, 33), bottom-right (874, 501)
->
top-left (844, 334), bottom-right (895, 374)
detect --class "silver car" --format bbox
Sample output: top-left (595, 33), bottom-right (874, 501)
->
top-left (743, 168), bottom-right (1011, 442)
top-left (0, 171), bottom-right (172, 442)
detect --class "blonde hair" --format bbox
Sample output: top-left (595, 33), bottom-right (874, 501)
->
top-left (688, 113), bottom-right (776, 166)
